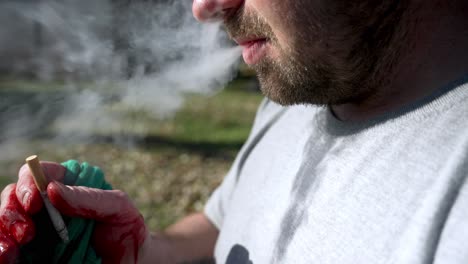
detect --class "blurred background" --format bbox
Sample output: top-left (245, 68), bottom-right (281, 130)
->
top-left (0, 0), bottom-right (262, 229)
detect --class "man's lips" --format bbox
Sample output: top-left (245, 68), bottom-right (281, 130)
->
top-left (234, 37), bottom-right (269, 65)
top-left (234, 37), bottom-right (264, 46)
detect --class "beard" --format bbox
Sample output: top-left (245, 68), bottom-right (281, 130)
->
top-left (253, 48), bottom-right (341, 106)
top-left (224, 1), bottom-right (410, 106)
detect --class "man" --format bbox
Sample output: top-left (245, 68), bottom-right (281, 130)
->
top-left (1, 0), bottom-right (468, 263)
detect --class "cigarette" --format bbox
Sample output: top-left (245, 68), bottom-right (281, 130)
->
top-left (26, 155), bottom-right (69, 243)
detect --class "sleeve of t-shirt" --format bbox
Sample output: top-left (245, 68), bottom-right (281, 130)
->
top-left (203, 98), bottom-right (285, 230)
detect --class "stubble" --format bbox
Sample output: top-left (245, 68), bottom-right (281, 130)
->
top-left (224, 1), bottom-right (410, 106)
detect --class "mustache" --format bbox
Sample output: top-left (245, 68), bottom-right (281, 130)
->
top-left (223, 8), bottom-right (276, 42)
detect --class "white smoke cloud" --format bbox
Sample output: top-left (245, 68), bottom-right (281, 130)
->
top-left (0, 0), bottom-right (241, 160)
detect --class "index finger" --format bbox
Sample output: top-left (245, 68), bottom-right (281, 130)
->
top-left (16, 162), bottom-right (66, 215)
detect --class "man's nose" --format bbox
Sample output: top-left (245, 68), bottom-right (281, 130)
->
top-left (192, 0), bottom-right (244, 22)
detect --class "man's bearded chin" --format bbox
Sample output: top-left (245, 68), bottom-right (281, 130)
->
top-left (225, 1), bottom-right (411, 107)
top-left (225, 17), bottom-right (371, 107)
top-left (230, 49), bottom-right (342, 106)
top-left (252, 48), bottom-right (358, 107)
top-left (223, 10), bottom-right (339, 106)
top-left (224, 4), bottom-right (412, 107)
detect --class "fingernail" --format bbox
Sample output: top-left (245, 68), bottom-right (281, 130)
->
top-left (21, 192), bottom-right (31, 209)
top-left (10, 222), bottom-right (29, 244)
top-left (48, 181), bottom-right (67, 199)
top-left (49, 181), bottom-right (66, 192)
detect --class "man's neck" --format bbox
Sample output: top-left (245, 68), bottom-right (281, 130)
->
top-left (331, 1), bottom-right (468, 122)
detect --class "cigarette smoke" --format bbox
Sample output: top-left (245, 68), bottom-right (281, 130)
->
top-left (0, 0), bottom-right (241, 161)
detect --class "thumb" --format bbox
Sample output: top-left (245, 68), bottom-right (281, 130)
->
top-left (47, 182), bottom-right (138, 223)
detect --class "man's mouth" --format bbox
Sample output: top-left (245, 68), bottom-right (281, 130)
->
top-left (235, 37), bottom-right (269, 65)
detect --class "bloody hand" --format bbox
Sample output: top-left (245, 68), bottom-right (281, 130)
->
top-left (0, 162), bottom-right (150, 264)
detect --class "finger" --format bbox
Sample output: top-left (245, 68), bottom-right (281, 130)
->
top-left (16, 162), bottom-right (66, 214)
top-left (0, 231), bottom-right (19, 264)
top-left (0, 184), bottom-right (35, 245)
top-left (47, 182), bottom-right (138, 223)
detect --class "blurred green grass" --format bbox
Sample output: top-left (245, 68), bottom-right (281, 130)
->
top-left (0, 78), bottom-right (263, 230)
top-left (116, 79), bottom-right (262, 145)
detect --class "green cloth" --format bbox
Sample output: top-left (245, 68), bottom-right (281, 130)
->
top-left (51, 160), bottom-right (113, 264)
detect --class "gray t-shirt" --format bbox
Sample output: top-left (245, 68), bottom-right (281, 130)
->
top-left (205, 79), bottom-right (468, 264)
